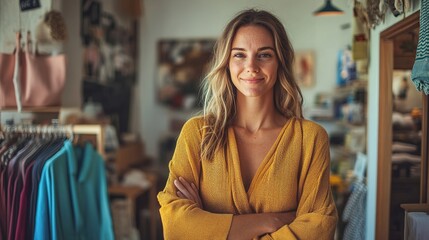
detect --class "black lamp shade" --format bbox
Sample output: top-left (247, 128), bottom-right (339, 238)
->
top-left (314, 0), bottom-right (344, 16)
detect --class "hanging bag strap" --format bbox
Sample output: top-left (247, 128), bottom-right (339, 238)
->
top-left (12, 32), bottom-right (22, 112)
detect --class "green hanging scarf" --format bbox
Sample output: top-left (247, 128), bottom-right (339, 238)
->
top-left (411, 0), bottom-right (429, 95)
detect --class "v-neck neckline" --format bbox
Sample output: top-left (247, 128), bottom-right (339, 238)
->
top-left (228, 118), bottom-right (293, 203)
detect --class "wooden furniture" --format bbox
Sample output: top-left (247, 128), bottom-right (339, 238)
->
top-left (0, 107), bottom-right (61, 126)
top-left (109, 185), bottom-right (147, 226)
top-left (400, 204), bottom-right (429, 240)
top-left (389, 177), bottom-right (420, 238)
top-left (109, 174), bottom-right (158, 240)
top-left (377, 10), bottom-right (429, 239)
top-left (72, 124), bottom-right (106, 158)
top-left (108, 141), bottom-right (158, 240)
top-left (114, 140), bottom-right (147, 176)
top-left (401, 203), bottom-right (429, 212)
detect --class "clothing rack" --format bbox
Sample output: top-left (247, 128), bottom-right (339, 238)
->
top-left (0, 124), bottom-right (106, 159)
top-left (0, 121), bottom-right (114, 240)
top-left (72, 124), bottom-right (106, 158)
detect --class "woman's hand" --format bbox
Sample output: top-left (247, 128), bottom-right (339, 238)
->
top-left (262, 211), bottom-right (296, 233)
top-left (174, 177), bottom-right (203, 208)
top-left (174, 177), bottom-right (296, 239)
top-left (227, 211), bottom-right (296, 240)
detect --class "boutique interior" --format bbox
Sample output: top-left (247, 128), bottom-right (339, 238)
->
top-left (0, 0), bottom-right (428, 240)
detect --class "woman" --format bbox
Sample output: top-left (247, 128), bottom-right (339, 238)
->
top-left (157, 9), bottom-right (338, 240)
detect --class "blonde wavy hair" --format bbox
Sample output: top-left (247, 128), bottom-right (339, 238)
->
top-left (201, 9), bottom-right (303, 161)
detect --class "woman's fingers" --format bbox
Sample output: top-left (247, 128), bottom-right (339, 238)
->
top-left (174, 177), bottom-right (196, 202)
top-left (174, 177), bottom-right (202, 208)
top-left (191, 183), bottom-right (203, 207)
top-left (176, 191), bottom-right (185, 198)
top-left (174, 178), bottom-right (193, 201)
top-left (179, 177), bottom-right (195, 195)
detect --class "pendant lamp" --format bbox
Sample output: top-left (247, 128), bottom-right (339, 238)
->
top-left (314, 0), bottom-right (344, 16)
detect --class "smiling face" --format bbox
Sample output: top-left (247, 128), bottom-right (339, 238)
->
top-left (228, 25), bottom-right (279, 98)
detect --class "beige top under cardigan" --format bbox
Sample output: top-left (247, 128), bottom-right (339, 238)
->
top-left (158, 116), bottom-right (338, 240)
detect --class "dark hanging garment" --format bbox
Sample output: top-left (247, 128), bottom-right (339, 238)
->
top-left (13, 139), bottom-right (50, 240)
top-left (6, 139), bottom-right (34, 240)
top-left (27, 139), bottom-right (64, 240)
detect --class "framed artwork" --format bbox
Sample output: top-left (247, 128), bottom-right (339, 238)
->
top-left (157, 39), bottom-right (216, 110)
top-left (294, 50), bottom-right (315, 87)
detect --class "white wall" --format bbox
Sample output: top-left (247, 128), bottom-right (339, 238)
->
top-left (366, 1), bottom-right (421, 239)
top-left (61, 0), bottom-right (83, 107)
top-left (0, 0), bottom-right (54, 52)
top-left (134, 0), bottom-right (354, 158)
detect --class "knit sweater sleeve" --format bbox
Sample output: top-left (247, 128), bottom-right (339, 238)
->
top-left (262, 121), bottom-right (338, 240)
top-left (157, 117), bottom-right (233, 240)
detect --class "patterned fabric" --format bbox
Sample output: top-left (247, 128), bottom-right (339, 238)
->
top-left (342, 181), bottom-right (367, 240)
top-left (411, 0), bottom-right (429, 95)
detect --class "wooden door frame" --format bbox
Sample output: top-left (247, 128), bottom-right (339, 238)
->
top-left (422, 95), bottom-right (429, 203)
top-left (377, 11), bottom-right (423, 240)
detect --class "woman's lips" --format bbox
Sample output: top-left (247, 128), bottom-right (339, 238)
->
top-left (241, 78), bottom-right (264, 83)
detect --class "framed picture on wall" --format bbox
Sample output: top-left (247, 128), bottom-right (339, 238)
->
top-left (294, 50), bottom-right (315, 87)
top-left (156, 39), bottom-right (215, 110)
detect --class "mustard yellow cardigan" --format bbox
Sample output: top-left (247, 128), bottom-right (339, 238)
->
top-left (157, 117), bottom-right (338, 239)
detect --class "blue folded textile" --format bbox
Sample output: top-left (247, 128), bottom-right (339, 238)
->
top-left (411, 0), bottom-right (429, 95)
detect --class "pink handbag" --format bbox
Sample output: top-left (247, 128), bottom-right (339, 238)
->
top-left (0, 34), bottom-right (19, 107)
top-left (0, 32), bottom-right (66, 109)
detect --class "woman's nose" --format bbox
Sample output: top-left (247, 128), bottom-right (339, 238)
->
top-left (245, 57), bottom-right (260, 73)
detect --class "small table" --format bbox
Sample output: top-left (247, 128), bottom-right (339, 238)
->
top-left (400, 203), bottom-right (429, 240)
top-left (108, 173), bottom-right (158, 240)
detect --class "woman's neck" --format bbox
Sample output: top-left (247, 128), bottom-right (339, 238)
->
top-left (233, 93), bottom-right (285, 133)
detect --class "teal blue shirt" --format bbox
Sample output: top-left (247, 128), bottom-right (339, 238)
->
top-left (34, 140), bottom-right (114, 240)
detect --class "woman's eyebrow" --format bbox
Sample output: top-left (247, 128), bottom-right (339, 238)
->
top-left (258, 47), bottom-right (275, 51)
top-left (231, 47), bottom-right (275, 51)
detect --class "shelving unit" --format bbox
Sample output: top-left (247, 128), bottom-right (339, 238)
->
top-left (0, 107), bottom-right (61, 125)
top-left (309, 79), bottom-right (368, 240)
top-left (0, 107), bottom-right (62, 112)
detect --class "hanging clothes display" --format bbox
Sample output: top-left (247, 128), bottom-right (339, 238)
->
top-left (342, 180), bottom-right (367, 240)
top-left (0, 125), bottom-right (114, 240)
top-left (337, 47), bottom-right (357, 87)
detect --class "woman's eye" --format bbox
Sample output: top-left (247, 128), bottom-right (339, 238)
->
top-left (233, 53), bottom-right (245, 58)
top-left (259, 53), bottom-right (272, 58)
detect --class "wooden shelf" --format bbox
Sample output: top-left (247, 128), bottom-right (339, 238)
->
top-left (109, 185), bottom-right (149, 198)
top-left (334, 80), bottom-right (368, 92)
top-left (0, 107), bottom-right (62, 125)
top-left (0, 106), bottom-right (61, 113)
top-left (401, 203), bottom-right (429, 213)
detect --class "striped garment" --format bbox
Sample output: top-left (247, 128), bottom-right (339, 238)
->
top-left (411, 0), bottom-right (429, 95)
top-left (342, 181), bottom-right (367, 240)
